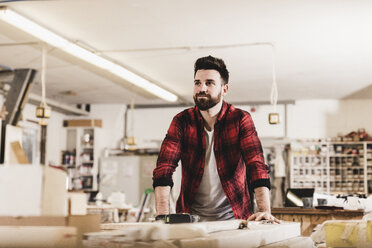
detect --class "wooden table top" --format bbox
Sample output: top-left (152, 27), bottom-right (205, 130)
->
top-left (271, 207), bottom-right (364, 215)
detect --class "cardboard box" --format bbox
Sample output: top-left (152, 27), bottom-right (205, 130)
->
top-left (68, 214), bottom-right (101, 247)
top-left (0, 165), bottom-right (68, 216)
top-left (0, 216), bottom-right (66, 226)
top-left (68, 192), bottom-right (87, 215)
top-left (0, 226), bottom-right (77, 248)
top-left (63, 119), bottom-right (102, 128)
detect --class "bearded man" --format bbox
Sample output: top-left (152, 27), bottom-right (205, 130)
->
top-left (152, 55), bottom-right (279, 223)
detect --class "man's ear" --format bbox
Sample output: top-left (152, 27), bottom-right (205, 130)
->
top-left (223, 84), bottom-right (229, 95)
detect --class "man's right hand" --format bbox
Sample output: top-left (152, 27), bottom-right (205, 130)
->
top-left (154, 186), bottom-right (171, 215)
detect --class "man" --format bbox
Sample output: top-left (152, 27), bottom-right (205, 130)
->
top-left (153, 55), bottom-right (279, 222)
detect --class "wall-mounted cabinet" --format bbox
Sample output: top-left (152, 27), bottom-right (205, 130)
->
top-left (291, 141), bottom-right (372, 195)
top-left (62, 127), bottom-right (102, 191)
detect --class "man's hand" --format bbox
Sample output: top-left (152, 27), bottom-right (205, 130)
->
top-left (247, 211), bottom-right (281, 223)
top-left (250, 186), bottom-right (281, 224)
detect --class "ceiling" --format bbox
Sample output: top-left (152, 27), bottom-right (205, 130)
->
top-left (1, 0), bottom-right (372, 107)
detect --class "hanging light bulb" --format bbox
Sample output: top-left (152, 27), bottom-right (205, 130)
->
top-left (125, 97), bottom-right (137, 150)
top-left (36, 45), bottom-right (52, 125)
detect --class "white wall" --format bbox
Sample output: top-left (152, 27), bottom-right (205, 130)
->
top-left (131, 99), bottom-right (372, 147)
top-left (72, 104), bottom-right (127, 150)
top-left (130, 104), bottom-right (285, 148)
top-left (287, 99), bottom-right (339, 139)
top-left (238, 104), bottom-right (285, 137)
top-left (18, 99), bottom-right (372, 165)
top-left (129, 107), bottom-right (186, 148)
top-left (287, 99), bottom-right (372, 139)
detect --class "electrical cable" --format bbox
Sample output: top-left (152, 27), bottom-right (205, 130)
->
top-left (100, 42), bottom-right (279, 109)
top-left (41, 45), bottom-right (46, 104)
top-left (270, 44), bottom-right (278, 111)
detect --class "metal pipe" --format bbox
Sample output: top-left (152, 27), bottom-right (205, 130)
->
top-left (130, 100), bottom-right (295, 109)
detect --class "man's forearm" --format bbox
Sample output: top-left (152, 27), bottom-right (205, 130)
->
top-left (154, 186), bottom-right (171, 215)
top-left (254, 186), bottom-right (271, 213)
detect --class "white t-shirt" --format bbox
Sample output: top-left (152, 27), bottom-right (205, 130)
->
top-left (190, 128), bottom-right (234, 221)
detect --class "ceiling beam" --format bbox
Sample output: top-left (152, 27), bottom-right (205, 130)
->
top-left (27, 93), bottom-right (89, 116)
top-left (130, 100), bottom-right (295, 109)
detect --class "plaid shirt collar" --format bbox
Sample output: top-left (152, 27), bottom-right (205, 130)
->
top-left (193, 100), bottom-right (229, 125)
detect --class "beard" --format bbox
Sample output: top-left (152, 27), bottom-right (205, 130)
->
top-left (193, 91), bottom-right (222, 110)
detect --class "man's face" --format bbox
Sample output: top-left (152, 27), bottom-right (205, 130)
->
top-left (193, 69), bottom-right (228, 110)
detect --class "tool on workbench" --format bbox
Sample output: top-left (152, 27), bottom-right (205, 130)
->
top-left (136, 188), bottom-right (154, 222)
top-left (155, 213), bottom-right (200, 223)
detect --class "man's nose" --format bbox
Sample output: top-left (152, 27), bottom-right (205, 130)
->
top-left (200, 83), bottom-right (207, 91)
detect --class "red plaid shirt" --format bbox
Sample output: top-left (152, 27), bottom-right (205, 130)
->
top-left (153, 101), bottom-right (270, 219)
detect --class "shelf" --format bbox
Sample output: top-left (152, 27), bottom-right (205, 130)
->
top-left (329, 166), bottom-right (363, 168)
top-left (329, 154), bottom-right (360, 157)
top-left (291, 141), bottom-right (371, 195)
top-left (292, 154), bottom-right (324, 157)
top-left (64, 126), bottom-right (100, 191)
top-left (329, 141), bottom-right (369, 144)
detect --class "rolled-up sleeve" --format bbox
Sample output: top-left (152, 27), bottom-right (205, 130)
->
top-left (239, 112), bottom-right (271, 190)
top-left (153, 115), bottom-right (183, 188)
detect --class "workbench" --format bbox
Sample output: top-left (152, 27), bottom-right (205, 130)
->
top-left (272, 207), bottom-right (364, 236)
top-left (83, 220), bottom-right (313, 248)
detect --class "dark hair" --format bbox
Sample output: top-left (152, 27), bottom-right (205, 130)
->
top-left (194, 55), bottom-right (229, 84)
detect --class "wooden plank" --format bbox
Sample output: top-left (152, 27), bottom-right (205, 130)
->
top-left (63, 119), bottom-right (102, 128)
top-left (10, 141), bottom-right (29, 164)
top-left (0, 226), bottom-right (77, 248)
top-left (272, 207), bottom-right (363, 215)
top-left (4, 125), bottom-right (23, 164)
top-left (94, 221), bottom-right (301, 248)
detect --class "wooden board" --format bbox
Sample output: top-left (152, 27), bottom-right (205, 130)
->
top-left (89, 221), bottom-right (301, 248)
top-left (10, 141), bottom-right (29, 164)
top-left (0, 226), bottom-right (77, 248)
top-left (63, 119), bottom-right (102, 128)
top-left (4, 125), bottom-right (23, 164)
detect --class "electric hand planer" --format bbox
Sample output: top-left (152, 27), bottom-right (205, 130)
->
top-left (155, 213), bottom-right (200, 223)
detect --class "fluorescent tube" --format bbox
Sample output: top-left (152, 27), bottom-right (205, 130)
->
top-left (0, 7), bottom-right (178, 102)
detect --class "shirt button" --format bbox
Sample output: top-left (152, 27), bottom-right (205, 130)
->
top-left (218, 168), bottom-right (221, 170)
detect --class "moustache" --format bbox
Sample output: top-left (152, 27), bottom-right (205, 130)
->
top-left (196, 93), bottom-right (210, 98)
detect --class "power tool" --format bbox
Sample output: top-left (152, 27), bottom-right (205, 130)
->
top-left (155, 213), bottom-right (200, 224)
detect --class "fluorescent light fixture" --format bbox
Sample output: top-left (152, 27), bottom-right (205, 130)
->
top-left (0, 7), bottom-right (178, 102)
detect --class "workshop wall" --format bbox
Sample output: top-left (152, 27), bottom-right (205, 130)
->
top-left (18, 99), bottom-right (372, 165)
top-left (130, 103), bottom-right (286, 148)
top-left (131, 99), bottom-right (372, 148)
top-left (79, 104), bottom-right (127, 150)
top-left (287, 99), bottom-right (372, 139)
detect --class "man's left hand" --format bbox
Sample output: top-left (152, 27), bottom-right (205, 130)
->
top-left (247, 211), bottom-right (281, 223)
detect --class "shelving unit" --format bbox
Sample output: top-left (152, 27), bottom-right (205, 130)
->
top-left (290, 141), bottom-right (372, 195)
top-left (366, 143), bottom-right (372, 194)
top-left (62, 127), bottom-right (102, 191)
top-left (291, 147), bottom-right (328, 193)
